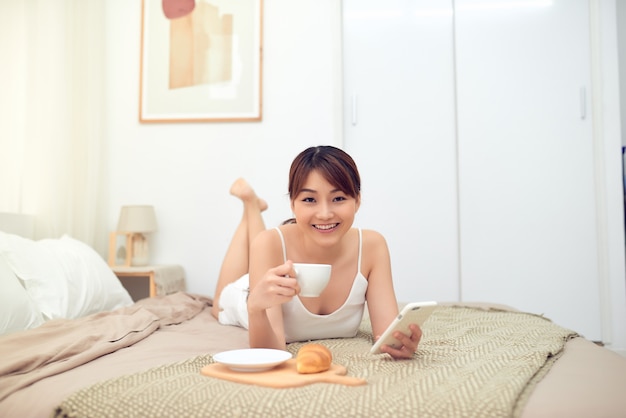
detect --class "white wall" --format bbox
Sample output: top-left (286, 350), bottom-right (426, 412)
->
top-left (595, 0), bottom-right (626, 355)
top-left (102, 1), bottom-right (625, 355)
top-left (103, 0), bottom-right (343, 296)
top-left (618, 1), bottom-right (626, 146)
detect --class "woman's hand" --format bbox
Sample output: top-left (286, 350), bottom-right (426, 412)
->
top-left (378, 323), bottom-right (423, 360)
top-left (247, 261), bottom-right (300, 313)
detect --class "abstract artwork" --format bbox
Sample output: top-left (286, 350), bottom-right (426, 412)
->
top-left (140, 0), bottom-right (263, 122)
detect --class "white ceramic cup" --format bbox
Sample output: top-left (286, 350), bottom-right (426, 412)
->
top-left (293, 263), bottom-right (332, 297)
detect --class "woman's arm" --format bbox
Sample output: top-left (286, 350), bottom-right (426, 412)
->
top-left (247, 229), bottom-right (299, 349)
top-left (363, 230), bottom-right (422, 359)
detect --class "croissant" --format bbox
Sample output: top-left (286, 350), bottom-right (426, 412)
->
top-left (296, 343), bottom-right (332, 374)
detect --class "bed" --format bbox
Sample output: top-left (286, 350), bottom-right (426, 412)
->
top-left (1, 224), bottom-right (626, 417)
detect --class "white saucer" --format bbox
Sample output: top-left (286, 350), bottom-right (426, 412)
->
top-left (212, 348), bottom-right (292, 372)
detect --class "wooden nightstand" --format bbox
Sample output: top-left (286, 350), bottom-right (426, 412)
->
top-left (112, 264), bottom-right (186, 301)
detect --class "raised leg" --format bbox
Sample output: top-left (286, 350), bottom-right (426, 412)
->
top-left (211, 178), bottom-right (268, 319)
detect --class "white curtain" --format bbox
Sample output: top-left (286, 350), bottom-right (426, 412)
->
top-left (0, 0), bottom-right (106, 251)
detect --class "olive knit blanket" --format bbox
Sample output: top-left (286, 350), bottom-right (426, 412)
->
top-left (54, 306), bottom-right (577, 418)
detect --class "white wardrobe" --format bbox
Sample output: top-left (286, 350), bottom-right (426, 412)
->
top-left (342, 0), bottom-right (605, 341)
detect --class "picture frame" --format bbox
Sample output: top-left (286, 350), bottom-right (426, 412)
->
top-left (108, 232), bottom-right (133, 267)
top-left (139, 0), bottom-right (263, 123)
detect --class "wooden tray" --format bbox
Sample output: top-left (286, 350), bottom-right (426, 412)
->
top-left (201, 359), bottom-right (367, 388)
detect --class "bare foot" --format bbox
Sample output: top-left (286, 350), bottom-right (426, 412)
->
top-left (229, 178), bottom-right (255, 200)
top-left (230, 178), bottom-right (268, 211)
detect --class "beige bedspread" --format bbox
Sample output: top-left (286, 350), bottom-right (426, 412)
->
top-left (53, 306), bottom-right (577, 418)
top-left (0, 292), bottom-right (210, 402)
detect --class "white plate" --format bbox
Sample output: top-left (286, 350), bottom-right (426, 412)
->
top-left (213, 348), bottom-right (292, 372)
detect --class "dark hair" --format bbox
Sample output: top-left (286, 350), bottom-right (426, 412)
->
top-left (288, 146), bottom-right (361, 200)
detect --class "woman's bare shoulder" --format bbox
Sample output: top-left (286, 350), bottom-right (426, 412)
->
top-left (357, 229), bottom-right (391, 278)
top-left (360, 229), bottom-right (388, 245)
top-left (359, 229), bottom-right (391, 259)
top-left (252, 227), bottom-right (282, 247)
top-left (250, 228), bottom-right (285, 268)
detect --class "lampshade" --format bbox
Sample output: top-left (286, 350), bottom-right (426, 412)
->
top-left (116, 205), bottom-right (158, 233)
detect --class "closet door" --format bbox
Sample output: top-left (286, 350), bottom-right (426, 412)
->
top-left (455, 0), bottom-right (602, 340)
top-left (342, 0), bottom-right (459, 302)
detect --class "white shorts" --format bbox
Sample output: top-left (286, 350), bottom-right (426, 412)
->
top-left (217, 275), bottom-right (249, 329)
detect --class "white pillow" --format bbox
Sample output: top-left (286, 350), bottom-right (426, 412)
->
top-left (1, 232), bottom-right (69, 319)
top-left (1, 232), bottom-right (133, 320)
top-left (0, 252), bottom-right (45, 336)
top-left (48, 235), bottom-right (133, 318)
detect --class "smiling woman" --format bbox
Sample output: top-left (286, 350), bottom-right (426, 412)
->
top-left (210, 145), bottom-right (421, 360)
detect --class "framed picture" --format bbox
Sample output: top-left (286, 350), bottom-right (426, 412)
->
top-left (139, 0), bottom-right (263, 123)
top-left (108, 232), bottom-right (133, 267)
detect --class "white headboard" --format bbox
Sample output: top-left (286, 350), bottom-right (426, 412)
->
top-left (0, 212), bottom-right (35, 239)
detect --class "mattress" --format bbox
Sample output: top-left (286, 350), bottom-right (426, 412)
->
top-left (1, 293), bottom-right (625, 417)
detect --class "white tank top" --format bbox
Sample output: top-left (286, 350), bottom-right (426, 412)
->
top-left (275, 227), bottom-right (367, 343)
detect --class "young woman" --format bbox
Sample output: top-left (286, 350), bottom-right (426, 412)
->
top-left (212, 146), bottom-right (421, 359)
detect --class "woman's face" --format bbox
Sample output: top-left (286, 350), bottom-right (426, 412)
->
top-left (291, 170), bottom-right (360, 246)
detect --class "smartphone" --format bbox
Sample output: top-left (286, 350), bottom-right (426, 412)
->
top-left (370, 301), bottom-right (437, 354)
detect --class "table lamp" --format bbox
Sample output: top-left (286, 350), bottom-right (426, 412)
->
top-left (116, 205), bottom-right (158, 266)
